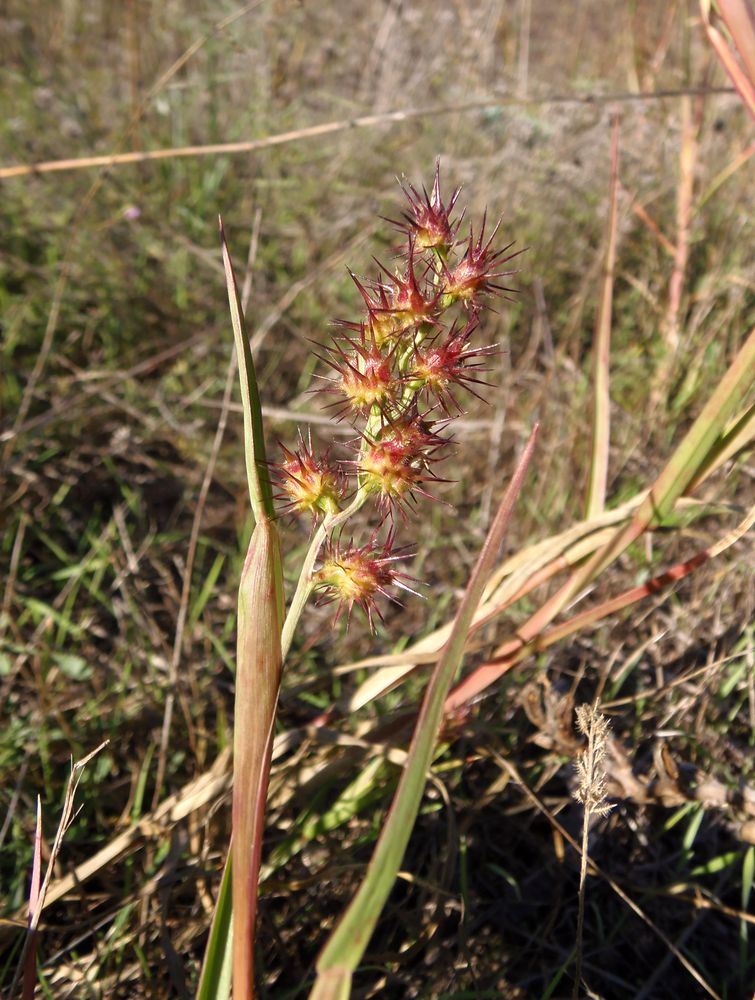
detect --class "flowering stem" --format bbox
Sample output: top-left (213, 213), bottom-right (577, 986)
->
top-left (281, 490), bottom-right (368, 661)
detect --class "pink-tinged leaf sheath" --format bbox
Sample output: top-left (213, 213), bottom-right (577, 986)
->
top-left (700, 0), bottom-right (755, 121)
top-left (22, 799), bottom-right (43, 1000)
top-left (233, 517), bottom-right (284, 1000)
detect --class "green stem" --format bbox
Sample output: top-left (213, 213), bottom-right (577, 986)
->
top-left (281, 491), bottom-right (368, 661)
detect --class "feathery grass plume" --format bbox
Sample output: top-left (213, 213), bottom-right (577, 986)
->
top-left (573, 703), bottom-right (615, 1000)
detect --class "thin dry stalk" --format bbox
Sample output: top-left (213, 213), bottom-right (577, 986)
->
top-left (9, 743), bottom-right (108, 999)
top-left (665, 93), bottom-right (704, 356)
top-left (650, 89), bottom-right (705, 409)
top-left (21, 800), bottom-right (42, 1000)
top-left (586, 113), bottom-right (620, 519)
top-left (0, 89), bottom-right (734, 181)
top-left (572, 704), bottom-right (614, 999)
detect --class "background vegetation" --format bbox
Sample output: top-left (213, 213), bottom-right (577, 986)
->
top-left (1, 1), bottom-right (753, 997)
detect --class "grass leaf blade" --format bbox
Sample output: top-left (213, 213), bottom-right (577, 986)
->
top-left (196, 853), bottom-right (233, 1000)
top-left (219, 217), bottom-right (275, 524)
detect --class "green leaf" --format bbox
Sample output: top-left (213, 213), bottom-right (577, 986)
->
top-left (219, 218), bottom-right (275, 525)
top-left (197, 853), bottom-right (233, 1000)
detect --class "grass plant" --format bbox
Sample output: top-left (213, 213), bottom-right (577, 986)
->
top-left (203, 171), bottom-right (537, 999)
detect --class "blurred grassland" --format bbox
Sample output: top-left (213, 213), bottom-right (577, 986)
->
top-left (1, 1), bottom-right (754, 997)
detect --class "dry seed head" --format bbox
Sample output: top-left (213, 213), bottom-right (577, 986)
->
top-left (574, 703), bottom-right (614, 819)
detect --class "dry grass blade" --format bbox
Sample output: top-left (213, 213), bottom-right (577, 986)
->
top-left (446, 504), bottom-right (754, 711)
top-left (21, 800), bottom-right (42, 1000)
top-left (586, 113), bottom-right (620, 519)
top-left (338, 496), bottom-right (710, 710)
top-left (700, 0), bottom-right (755, 118)
top-left (9, 744), bottom-right (108, 999)
top-left (445, 326), bottom-right (755, 709)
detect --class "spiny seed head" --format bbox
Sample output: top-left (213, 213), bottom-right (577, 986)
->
top-left (410, 319), bottom-right (497, 413)
top-left (378, 238), bottom-right (440, 331)
top-left (356, 411), bottom-right (450, 516)
top-left (279, 164), bottom-right (521, 617)
top-left (373, 410), bottom-right (450, 462)
top-left (314, 534), bottom-right (417, 630)
top-left (440, 216), bottom-right (521, 308)
top-left (321, 330), bottom-right (400, 418)
top-left (275, 434), bottom-right (343, 519)
top-left (358, 440), bottom-right (423, 512)
top-left (348, 241), bottom-right (439, 348)
top-left (346, 271), bottom-right (404, 348)
top-left (394, 160), bottom-right (462, 254)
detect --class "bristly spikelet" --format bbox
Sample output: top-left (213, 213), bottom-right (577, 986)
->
top-left (356, 411), bottom-right (451, 517)
top-left (274, 433), bottom-right (344, 520)
top-left (393, 158), bottom-right (462, 254)
top-left (319, 329), bottom-right (400, 419)
top-left (440, 216), bottom-right (522, 309)
top-left (347, 240), bottom-right (440, 348)
top-left (314, 534), bottom-right (419, 631)
top-left (409, 318), bottom-right (497, 414)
